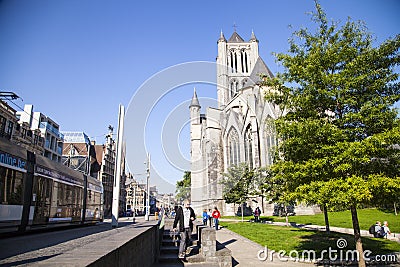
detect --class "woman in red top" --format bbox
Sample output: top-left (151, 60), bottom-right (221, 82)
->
top-left (212, 207), bottom-right (221, 230)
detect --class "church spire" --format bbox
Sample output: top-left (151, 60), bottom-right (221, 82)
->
top-left (190, 88), bottom-right (201, 108)
top-left (218, 30), bottom-right (226, 43)
top-left (250, 30), bottom-right (258, 42)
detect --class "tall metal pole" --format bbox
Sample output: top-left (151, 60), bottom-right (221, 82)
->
top-left (133, 182), bottom-right (136, 222)
top-left (145, 153), bottom-right (150, 221)
top-left (112, 105), bottom-right (125, 228)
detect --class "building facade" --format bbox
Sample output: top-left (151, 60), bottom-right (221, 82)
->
top-left (61, 131), bottom-right (100, 177)
top-left (0, 99), bottom-right (44, 154)
top-left (17, 104), bottom-right (63, 162)
top-left (0, 100), bottom-right (17, 140)
top-left (93, 127), bottom-right (116, 217)
top-left (190, 31), bottom-right (280, 215)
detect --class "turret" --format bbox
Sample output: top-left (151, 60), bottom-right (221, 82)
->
top-left (189, 88), bottom-right (201, 125)
top-left (249, 30), bottom-right (259, 66)
top-left (217, 30), bottom-right (228, 109)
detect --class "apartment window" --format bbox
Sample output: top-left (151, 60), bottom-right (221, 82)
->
top-left (0, 116), bottom-right (6, 135)
top-left (6, 121), bottom-right (13, 137)
top-left (34, 134), bottom-right (39, 145)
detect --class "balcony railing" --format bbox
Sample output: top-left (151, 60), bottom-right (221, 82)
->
top-left (39, 122), bottom-right (64, 139)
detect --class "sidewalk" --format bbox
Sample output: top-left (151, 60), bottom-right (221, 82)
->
top-left (216, 227), bottom-right (312, 266)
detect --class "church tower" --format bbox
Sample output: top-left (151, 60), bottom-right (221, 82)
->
top-left (189, 88), bottom-right (203, 207)
top-left (216, 30), bottom-right (260, 109)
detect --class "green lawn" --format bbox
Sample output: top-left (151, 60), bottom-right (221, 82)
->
top-left (223, 208), bottom-right (400, 233)
top-left (220, 221), bottom-right (400, 259)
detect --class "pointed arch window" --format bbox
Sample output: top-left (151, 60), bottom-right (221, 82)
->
top-left (265, 118), bottom-right (277, 166)
top-left (230, 79), bottom-right (239, 98)
top-left (234, 52), bottom-right (238, 73)
top-left (242, 79), bottom-right (247, 89)
top-left (228, 128), bottom-right (240, 166)
top-left (244, 52), bottom-right (248, 73)
top-left (230, 51), bottom-right (234, 72)
top-left (240, 51), bottom-right (244, 73)
top-left (230, 81), bottom-right (235, 98)
top-left (244, 125), bottom-right (253, 169)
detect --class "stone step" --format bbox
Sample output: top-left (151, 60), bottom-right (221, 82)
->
top-left (151, 263), bottom-right (184, 267)
top-left (162, 239), bottom-right (179, 247)
top-left (160, 245), bottom-right (179, 255)
top-left (163, 235), bottom-right (180, 240)
top-left (157, 254), bottom-right (182, 264)
top-left (161, 240), bottom-right (198, 248)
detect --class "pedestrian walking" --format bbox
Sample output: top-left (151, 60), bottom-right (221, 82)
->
top-left (173, 199), bottom-right (196, 259)
top-left (212, 207), bottom-right (221, 230)
top-left (254, 207), bottom-right (260, 222)
top-left (202, 209), bottom-right (208, 226)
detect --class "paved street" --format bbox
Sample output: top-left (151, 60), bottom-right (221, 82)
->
top-left (0, 217), bottom-right (146, 266)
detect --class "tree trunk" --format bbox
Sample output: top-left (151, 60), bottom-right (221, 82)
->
top-left (261, 194), bottom-right (264, 214)
top-left (394, 202), bottom-right (398, 216)
top-left (350, 205), bottom-right (366, 267)
top-left (241, 202), bottom-right (244, 222)
top-left (323, 204), bottom-right (330, 234)
top-left (285, 205), bottom-right (289, 227)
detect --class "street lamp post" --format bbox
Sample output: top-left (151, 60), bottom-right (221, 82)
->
top-left (144, 153), bottom-right (150, 221)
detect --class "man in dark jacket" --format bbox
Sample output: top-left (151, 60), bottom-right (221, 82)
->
top-left (173, 199), bottom-right (196, 259)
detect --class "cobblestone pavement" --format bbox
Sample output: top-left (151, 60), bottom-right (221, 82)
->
top-left (0, 217), bottom-right (144, 266)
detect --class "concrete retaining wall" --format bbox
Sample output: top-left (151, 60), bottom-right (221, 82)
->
top-left (39, 221), bottom-right (161, 267)
top-left (90, 224), bottom-right (161, 267)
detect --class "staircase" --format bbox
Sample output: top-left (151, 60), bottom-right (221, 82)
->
top-left (152, 219), bottom-right (216, 267)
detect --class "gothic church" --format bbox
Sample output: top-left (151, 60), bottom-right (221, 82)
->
top-left (189, 30), bottom-right (280, 215)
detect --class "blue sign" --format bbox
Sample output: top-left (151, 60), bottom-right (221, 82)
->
top-left (0, 151), bottom-right (26, 170)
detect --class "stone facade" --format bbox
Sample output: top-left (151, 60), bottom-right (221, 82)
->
top-left (190, 31), bottom-right (322, 217)
top-left (189, 31), bottom-right (280, 216)
top-left (17, 104), bottom-right (63, 162)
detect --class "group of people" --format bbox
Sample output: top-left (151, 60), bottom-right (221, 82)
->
top-left (172, 200), bottom-right (221, 260)
top-left (371, 221), bottom-right (391, 238)
top-left (202, 207), bottom-right (221, 230)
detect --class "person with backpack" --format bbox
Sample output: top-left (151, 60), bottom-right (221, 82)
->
top-left (370, 221), bottom-right (384, 238)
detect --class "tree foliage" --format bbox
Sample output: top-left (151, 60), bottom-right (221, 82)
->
top-left (262, 2), bottom-right (400, 265)
top-left (175, 171), bottom-right (191, 201)
top-left (221, 163), bottom-right (255, 204)
top-left (264, 2), bottom-right (400, 209)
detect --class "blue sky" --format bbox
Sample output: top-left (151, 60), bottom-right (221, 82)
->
top-left (0, 0), bottom-right (399, 193)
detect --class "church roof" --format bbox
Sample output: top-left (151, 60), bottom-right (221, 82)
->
top-left (228, 31), bottom-right (245, 43)
top-left (244, 57), bottom-right (274, 87)
top-left (190, 88), bottom-right (201, 107)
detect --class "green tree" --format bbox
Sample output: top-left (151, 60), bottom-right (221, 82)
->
top-left (175, 171), bottom-right (191, 202)
top-left (263, 2), bottom-right (400, 266)
top-left (258, 168), bottom-right (294, 226)
top-left (221, 163), bottom-right (255, 221)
